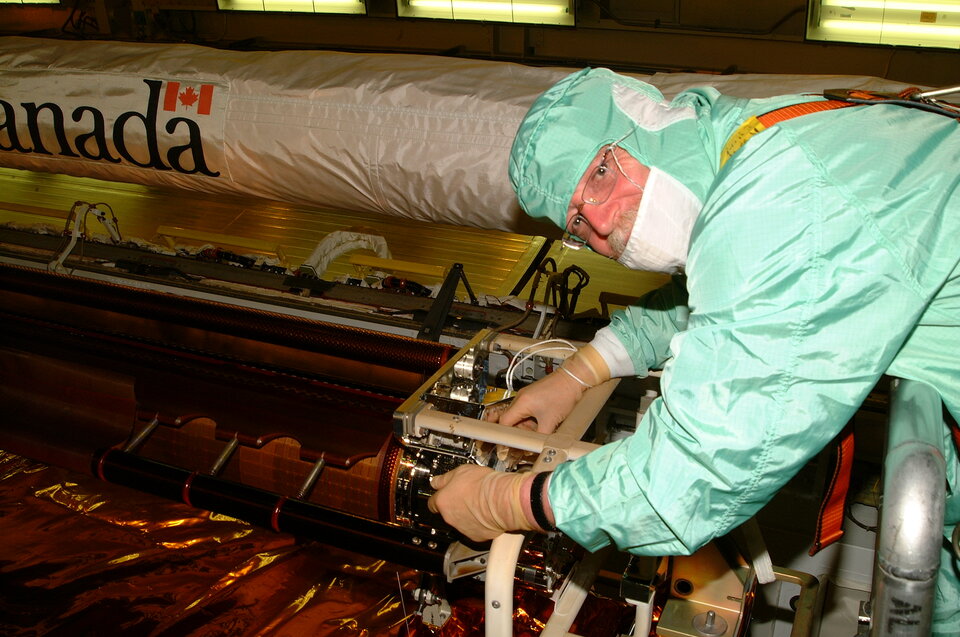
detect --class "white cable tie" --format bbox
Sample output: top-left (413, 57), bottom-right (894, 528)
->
top-left (559, 365), bottom-right (593, 389)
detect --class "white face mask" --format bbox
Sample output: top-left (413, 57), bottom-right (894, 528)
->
top-left (616, 166), bottom-right (702, 274)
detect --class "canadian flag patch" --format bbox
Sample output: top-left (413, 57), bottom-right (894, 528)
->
top-left (163, 82), bottom-right (215, 115)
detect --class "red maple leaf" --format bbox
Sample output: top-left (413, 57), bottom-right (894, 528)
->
top-left (179, 86), bottom-right (199, 108)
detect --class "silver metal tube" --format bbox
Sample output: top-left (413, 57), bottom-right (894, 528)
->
top-left (123, 414), bottom-right (159, 453)
top-left (208, 436), bottom-right (240, 477)
top-left (295, 456), bottom-right (326, 500)
top-left (916, 86), bottom-right (960, 100)
top-left (870, 378), bottom-right (946, 637)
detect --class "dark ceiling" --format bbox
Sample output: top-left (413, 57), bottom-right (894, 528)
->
top-left (2, 0), bottom-right (958, 87)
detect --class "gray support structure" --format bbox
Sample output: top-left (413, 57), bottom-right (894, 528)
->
top-left (870, 378), bottom-right (947, 637)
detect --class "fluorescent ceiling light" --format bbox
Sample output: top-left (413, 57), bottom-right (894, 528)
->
top-left (408, 0), bottom-right (565, 14)
top-left (218, 0), bottom-right (366, 13)
top-left (808, 0), bottom-right (960, 48)
top-left (822, 18), bottom-right (960, 35)
top-left (821, 0), bottom-right (960, 9)
top-left (399, 0), bottom-right (573, 25)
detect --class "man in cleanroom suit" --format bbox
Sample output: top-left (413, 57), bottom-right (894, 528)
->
top-left (427, 67), bottom-right (960, 632)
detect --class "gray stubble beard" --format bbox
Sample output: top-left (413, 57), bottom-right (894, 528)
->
top-left (609, 206), bottom-right (638, 260)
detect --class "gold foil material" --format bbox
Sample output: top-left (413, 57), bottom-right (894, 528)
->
top-left (0, 166), bottom-right (542, 303)
top-left (0, 451), bottom-right (416, 636)
top-left (0, 451), bottom-right (630, 636)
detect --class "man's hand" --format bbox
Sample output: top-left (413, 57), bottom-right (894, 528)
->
top-left (492, 370), bottom-right (585, 433)
top-left (427, 465), bottom-right (535, 542)
top-left (491, 345), bottom-right (611, 434)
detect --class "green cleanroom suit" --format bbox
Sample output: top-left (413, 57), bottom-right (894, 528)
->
top-left (509, 68), bottom-right (960, 632)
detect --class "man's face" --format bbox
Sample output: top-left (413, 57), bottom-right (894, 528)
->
top-left (564, 145), bottom-right (650, 259)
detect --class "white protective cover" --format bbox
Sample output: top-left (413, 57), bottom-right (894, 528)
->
top-left (0, 37), bottom-right (915, 234)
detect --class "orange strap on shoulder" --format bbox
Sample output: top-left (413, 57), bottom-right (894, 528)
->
top-left (720, 99), bottom-right (857, 167)
top-left (757, 99), bottom-right (856, 127)
top-left (809, 424), bottom-right (856, 556)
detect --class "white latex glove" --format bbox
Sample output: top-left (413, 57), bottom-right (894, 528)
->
top-left (492, 345), bottom-right (610, 434)
top-left (492, 370), bottom-right (584, 434)
top-left (427, 465), bottom-right (535, 542)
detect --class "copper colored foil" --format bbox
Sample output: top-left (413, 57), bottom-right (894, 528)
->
top-left (135, 418), bottom-right (387, 520)
top-left (0, 452), bottom-right (630, 636)
top-left (0, 451), bottom-right (419, 636)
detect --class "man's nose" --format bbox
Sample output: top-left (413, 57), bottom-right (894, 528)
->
top-left (577, 203), bottom-right (617, 237)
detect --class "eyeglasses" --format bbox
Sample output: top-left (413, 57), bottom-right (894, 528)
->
top-left (563, 145), bottom-right (642, 250)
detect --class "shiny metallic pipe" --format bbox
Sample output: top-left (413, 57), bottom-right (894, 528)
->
top-left (870, 378), bottom-right (947, 637)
